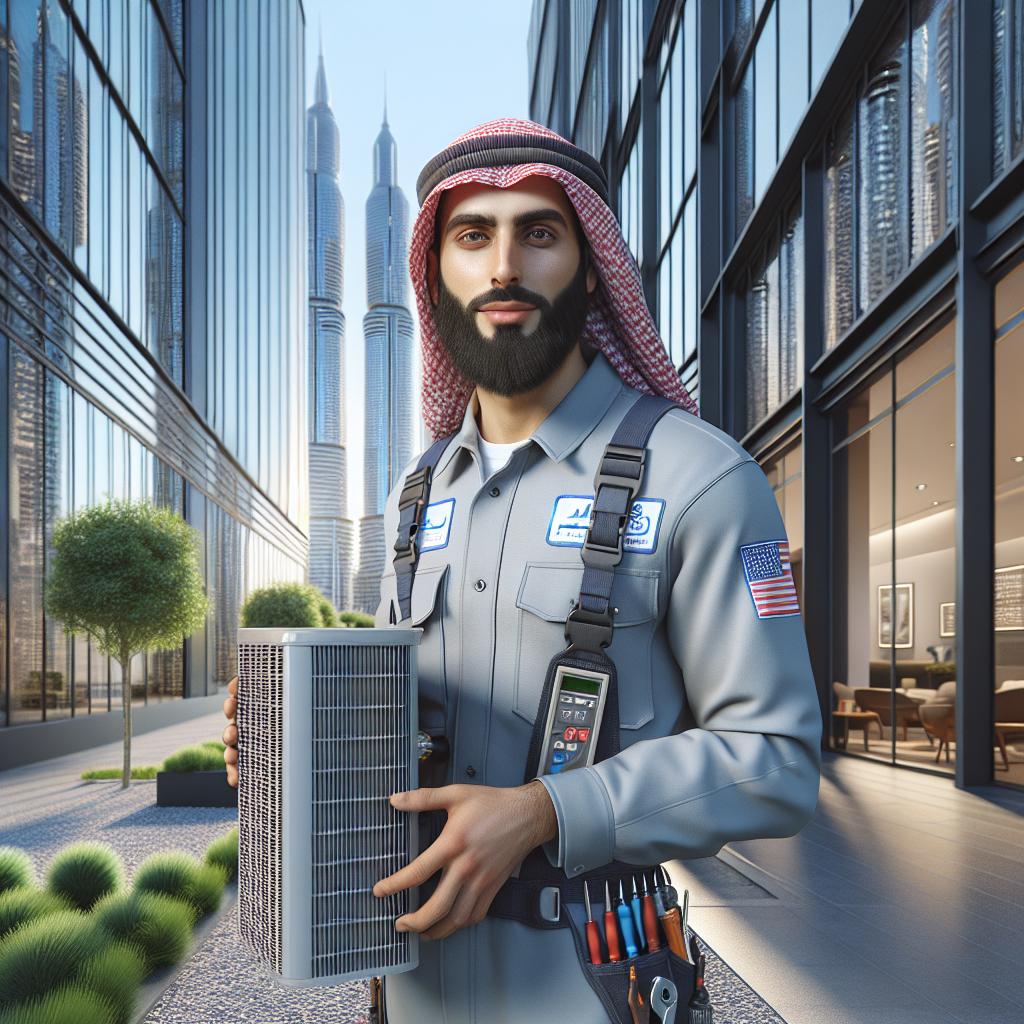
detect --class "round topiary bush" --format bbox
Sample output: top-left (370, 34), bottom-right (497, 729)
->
top-left (93, 891), bottom-right (192, 972)
top-left (318, 599), bottom-right (338, 627)
top-left (75, 941), bottom-right (145, 1024)
top-left (0, 911), bottom-right (107, 1010)
top-left (339, 610), bottom-right (374, 628)
top-left (240, 582), bottom-right (326, 628)
top-left (0, 848), bottom-right (34, 895)
top-left (204, 827), bottom-right (238, 883)
top-left (161, 745), bottom-right (227, 773)
top-left (45, 843), bottom-right (123, 912)
top-left (132, 853), bottom-right (226, 922)
top-left (0, 985), bottom-right (114, 1024)
top-left (0, 889), bottom-right (68, 942)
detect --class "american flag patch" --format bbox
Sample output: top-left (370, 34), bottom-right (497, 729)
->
top-left (740, 541), bottom-right (801, 618)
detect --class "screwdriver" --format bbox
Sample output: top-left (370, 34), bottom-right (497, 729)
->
top-left (641, 874), bottom-right (661, 951)
top-left (604, 880), bottom-right (622, 962)
top-left (630, 877), bottom-right (646, 953)
top-left (617, 880), bottom-right (639, 958)
top-left (583, 880), bottom-right (602, 964)
top-left (657, 867), bottom-right (688, 961)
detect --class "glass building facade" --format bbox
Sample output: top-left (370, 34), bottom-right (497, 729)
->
top-left (353, 113), bottom-right (414, 614)
top-left (307, 53), bottom-right (353, 613)
top-left (0, 0), bottom-right (307, 759)
top-left (530, 0), bottom-right (1024, 791)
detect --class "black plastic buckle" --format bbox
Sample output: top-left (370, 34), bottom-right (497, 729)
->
top-left (565, 603), bottom-right (614, 650)
top-left (393, 466), bottom-right (433, 565)
top-left (594, 443), bottom-right (646, 496)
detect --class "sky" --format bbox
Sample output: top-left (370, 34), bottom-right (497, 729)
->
top-left (302, 0), bottom-right (535, 521)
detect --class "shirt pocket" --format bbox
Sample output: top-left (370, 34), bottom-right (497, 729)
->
top-left (409, 564), bottom-right (449, 714)
top-left (512, 563), bottom-right (660, 729)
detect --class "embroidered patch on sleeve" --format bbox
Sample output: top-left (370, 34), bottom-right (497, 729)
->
top-left (740, 540), bottom-right (801, 618)
top-left (546, 495), bottom-right (665, 554)
top-left (418, 499), bottom-right (455, 552)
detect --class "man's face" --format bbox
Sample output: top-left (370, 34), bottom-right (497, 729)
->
top-left (427, 177), bottom-right (598, 396)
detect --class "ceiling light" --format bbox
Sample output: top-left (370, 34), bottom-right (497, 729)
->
top-left (932, 501), bottom-right (939, 506)
top-left (1014, 456), bottom-right (1023, 463)
top-left (916, 484), bottom-right (927, 490)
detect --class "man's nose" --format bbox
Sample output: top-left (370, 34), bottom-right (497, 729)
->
top-left (491, 231), bottom-right (521, 289)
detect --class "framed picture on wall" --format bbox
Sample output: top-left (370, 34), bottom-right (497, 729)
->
top-left (940, 602), bottom-right (955, 637)
top-left (994, 565), bottom-right (1024, 631)
top-left (879, 584), bottom-right (914, 649)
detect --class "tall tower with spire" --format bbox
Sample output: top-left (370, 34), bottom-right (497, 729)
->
top-left (353, 102), bottom-right (416, 614)
top-left (306, 50), bottom-right (355, 611)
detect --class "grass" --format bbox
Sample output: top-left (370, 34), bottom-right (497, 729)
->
top-left (0, 910), bottom-right (106, 1009)
top-left (132, 853), bottom-right (226, 923)
top-left (80, 766), bottom-right (158, 781)
top-left (76, 941), bottom-right (145, 1024)
top-left (203, 827), bottom-right (238, 882)
top-left (160, 745), bottom-right (226, 773)
top-left (0, 849), bottom-right (34, 895)
top-left (93, 891), bottom-right (193, 972)
top-left (0, 985), bottom-right (115, 1024)
top-left (0, 890), bottom-right (69, 943)
top-left (45, 843), bottom-right (123, 912)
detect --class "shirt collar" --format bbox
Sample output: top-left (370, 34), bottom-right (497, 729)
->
top-left (435, 353), bottom-right (624, 475)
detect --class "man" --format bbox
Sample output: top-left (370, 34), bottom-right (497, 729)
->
top-left (224, 120), bottom-right (820, 1023)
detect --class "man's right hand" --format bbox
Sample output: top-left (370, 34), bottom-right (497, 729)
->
top-left (222, 677), bottom-right (238, 788)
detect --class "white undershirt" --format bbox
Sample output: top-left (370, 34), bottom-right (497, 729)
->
top-left (477, 435), bottom-right (529, 481)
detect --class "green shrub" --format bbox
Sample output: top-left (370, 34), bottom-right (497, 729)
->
top-left (93, 891), bottom-right (192, 972)
top-left (160, 745), bottom-right (226, 773)
top-left (45, 843), bottom-right (123, 912)
top-left (0, 985), bottom-right (114, 1024)
top-left (240, 582), bottom-right (326, 628)
top-left (0, 849), bottom-right (34, 895)
top-left (339, 610), bottom-right (374, 628)
top-left (80, 766), bottom-right (158, 781)
top-left (318, 599), bottom-right (339, 627)
top-left (0, 911), bottom-right (106, 1009)
top-left (0, 889), bottom-right (68, 942)
top-left (76, 941), bottom-right (145, 1024)
top-left (132, 853), bottom-right (226, 922)
top-left (204, 827), bottom-right (238, 882)
top-left (201, 740), bottom-right (226, 752)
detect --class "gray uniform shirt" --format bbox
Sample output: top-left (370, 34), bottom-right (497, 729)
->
top-left (376, 354), bottom-right (821, 1023)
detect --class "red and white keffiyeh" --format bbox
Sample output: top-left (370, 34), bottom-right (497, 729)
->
top-left (411, 119), bottom-right (698, 440)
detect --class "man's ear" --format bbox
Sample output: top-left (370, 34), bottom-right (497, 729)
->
top-left (426, 248), bottom-right (440, 306)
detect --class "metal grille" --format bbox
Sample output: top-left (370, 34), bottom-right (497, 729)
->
top-left (310, 643), bottom-right (414, 978)
top-left (237, 643), bottom-right (284, 974)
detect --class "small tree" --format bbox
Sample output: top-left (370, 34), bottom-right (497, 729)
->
top-left (239, 582), bottom-right (332, 628)
top-left (45, 499), bottom-right (208, 789)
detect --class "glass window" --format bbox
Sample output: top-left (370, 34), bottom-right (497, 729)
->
top-left (684, 0), bottom-right (698, 188)
top-left (832, 321), bottom-right (957, 772)
top-left (670, 224), bottom-right (683, 363)
top-left (683, 194), bottom-right (697, 361)
top-left (620, 131), bottom-right (643, 267)
top-left (910, 0), bottom-right (958, 261)
top-left (778, 0), bottom-right (809, 154)
top-left (994, 263), bottom-right (1024, 785)
top-left (109, 101), bottom-right (125, 314)
top-left (73, 34), bottom-right (89, 271)
top-left (993, 0), bottom-right (1024, 177)
top-left (620, 0), bottom-right (642, 125)
top-left (760, 437), bottom-right (804, 608)
top-left (0, 3), bottom-right (8, 176)
top-left (858, 16), bottom-right (909, 314)
top-left (811, 0), bottom-right (850, 89)
top-left (735, 59), bottom-right (754, 235)
top-left (754, 2), bottom-right (778, 204)
top-left (576, 10), bottom-right (609, 160)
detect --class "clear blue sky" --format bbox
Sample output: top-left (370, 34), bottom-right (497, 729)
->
top-left (302, 0), bottom-right (534, 519)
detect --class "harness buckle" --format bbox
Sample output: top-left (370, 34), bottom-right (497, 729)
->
top-left (565, 603), bottom-right (615, 650)
top-left (393, 465), bottom-right (433, 565)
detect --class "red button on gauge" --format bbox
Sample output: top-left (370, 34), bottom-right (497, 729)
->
top-left (564, 727), bottom-right (577, 742)
top-left (577, 728), bottom-right (590, 742)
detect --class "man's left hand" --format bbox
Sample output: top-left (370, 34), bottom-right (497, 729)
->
top-left (373, 781), bottom-right (558, 941)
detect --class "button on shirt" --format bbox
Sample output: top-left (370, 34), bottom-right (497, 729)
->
top-left (375, 353), bottom-right (821, 1024)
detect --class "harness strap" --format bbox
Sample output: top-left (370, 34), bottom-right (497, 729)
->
top-left (393, 432), bottom-right (456, 623)
top-left (566, 395), bottom-right (678, 653)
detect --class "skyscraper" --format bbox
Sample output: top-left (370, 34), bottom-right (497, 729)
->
top-left (307, 52), bottom-right (354, 612)
top-left (353, 106), bottom-right (415, 614)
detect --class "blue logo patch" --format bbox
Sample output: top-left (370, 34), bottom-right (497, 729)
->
top-left (546, 495), bottom-right (665, 554)
top-left (419, 499), bottom-right (455, 552)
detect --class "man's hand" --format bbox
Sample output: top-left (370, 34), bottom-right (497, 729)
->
top-left (222, 677), bottom-right (238, 787)
top-left (373, 781), bottom-right (558, 941)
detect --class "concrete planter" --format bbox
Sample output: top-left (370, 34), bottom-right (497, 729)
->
top-left (156, 770), bottom-right (237, 808)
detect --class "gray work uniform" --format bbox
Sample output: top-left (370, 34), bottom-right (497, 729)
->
top-left (375, 353), bottom-right (821, 1024)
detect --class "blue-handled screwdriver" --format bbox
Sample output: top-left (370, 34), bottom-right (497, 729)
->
top-left (617, 880), bottom-right (639, 958)
top-left (630, 876), bottom-right (646, 953)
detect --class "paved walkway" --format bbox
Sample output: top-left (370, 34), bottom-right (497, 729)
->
top-left (669, 753), bottom-right (1024, 1024)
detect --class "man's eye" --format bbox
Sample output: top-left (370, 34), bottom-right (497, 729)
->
top-left (527, 228), bottom-right (554, 240)
top-left (458, 230), bottom-right (488, 243)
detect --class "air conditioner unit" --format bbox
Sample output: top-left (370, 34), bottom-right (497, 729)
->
top-left (235, 627), bottom-right (420, 986)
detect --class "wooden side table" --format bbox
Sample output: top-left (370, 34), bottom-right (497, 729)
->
top-left (994, 723), bottom-right (1024, 771)
top-left (833, 710), bottom-right (884, 751)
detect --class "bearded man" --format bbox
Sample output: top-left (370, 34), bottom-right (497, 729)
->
top-left (225, 119), bottom-right (821, 1024)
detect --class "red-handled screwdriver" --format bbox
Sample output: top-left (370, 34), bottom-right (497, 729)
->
top-left (583, 881), bottom-right (602, 964)
top-left (641, 873), bottom-right (661, 951)
top-left (604, 880), bottom-right (622, 962)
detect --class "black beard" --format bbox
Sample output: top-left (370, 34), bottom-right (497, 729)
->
top-left (433, 259), bottom-right (590, 397)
